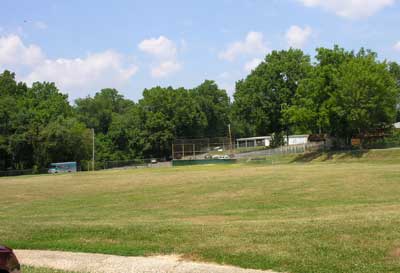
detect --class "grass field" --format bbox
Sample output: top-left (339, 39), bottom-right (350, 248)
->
top-left (2, 149), bottom-right (400, 273)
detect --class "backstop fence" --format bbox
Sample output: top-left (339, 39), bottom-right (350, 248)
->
top-left (172, 137), bottom-right (234, 160)
top-left (172, 137), bottom-right (329, 161)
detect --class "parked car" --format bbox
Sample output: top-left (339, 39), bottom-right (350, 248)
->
top-left (0, 246), bottom-right (21, 273)
top-left (48, 162), bottom-right (77, 174)
top-left (150, 159), bottom-right (158, 164)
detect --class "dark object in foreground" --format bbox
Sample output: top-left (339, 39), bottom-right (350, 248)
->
top-left (0, 246), bottom-right (21, 273)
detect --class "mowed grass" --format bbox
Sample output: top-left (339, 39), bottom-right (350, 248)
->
top-left (2, 149), bottom-right (400, 273)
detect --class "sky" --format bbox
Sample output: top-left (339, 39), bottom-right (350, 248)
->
top-left (0, 0), bottom-right (400, 102)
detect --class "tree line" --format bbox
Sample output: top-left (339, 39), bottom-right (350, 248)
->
top-left (1, 45), bottom-right (399, 171)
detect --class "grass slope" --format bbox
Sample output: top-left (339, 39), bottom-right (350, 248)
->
top-left (2, 149), bottom-right (400, 273)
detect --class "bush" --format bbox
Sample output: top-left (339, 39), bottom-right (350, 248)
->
top-left (270, 132), bottom-right (285, 148)
top-left (363, 130), bottom-right (400, 149)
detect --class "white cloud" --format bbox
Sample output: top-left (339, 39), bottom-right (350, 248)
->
top-left (394, 41), bottom-right (400, 52)
top-left (0, 34), bottom-right (44, 67)
top-left (219, 31), bottom-right (269, 61)
top-left (138, 35), bottom-right (182, 78)
top-left (0, 34), bottom-right (138, 100)
top-left (23, 51), bottom-right (138, 97)
top-left (244, 58), bottom-right (263, 73)
top-left (297, 0), bottom-right (395, 19)
top-left (138, 36), bottom-right (177, 60)
top-left (151, 61), bottom-right (181, 78)
top-left (285, 25), bottom-right (313, 48)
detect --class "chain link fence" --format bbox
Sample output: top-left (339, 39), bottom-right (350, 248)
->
top-left (172, 137), bottom-right (234, 160)
top-left (235, 142), bottom-right (329, 159)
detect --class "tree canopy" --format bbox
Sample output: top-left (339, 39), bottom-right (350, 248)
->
top-left (0, 45), bottom-right (399, 171)
top-left (232, 49), bottom-right (312, 137)
top-left (285, 47), bottom-right (399, 140)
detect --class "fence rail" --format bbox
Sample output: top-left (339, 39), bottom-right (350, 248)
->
top-left (0, 168), bottom-right (49, 177)
top-left (0, 143), bottom-right (329, 177)
top-left (100, 158), bottom-right (171, 170)
top-left (0, 158), bottom-right (172, 177)
top-left (234, 142), bottom-right (328, 159)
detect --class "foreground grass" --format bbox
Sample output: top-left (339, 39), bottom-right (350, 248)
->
top-left (2, 149), bottom-right (400, 273)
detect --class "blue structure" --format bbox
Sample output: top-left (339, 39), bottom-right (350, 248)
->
top-left (48, 162), bottom-right (77, 174)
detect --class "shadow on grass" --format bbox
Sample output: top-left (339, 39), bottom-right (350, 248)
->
top-left (292, 149), bottom-right (369, 163)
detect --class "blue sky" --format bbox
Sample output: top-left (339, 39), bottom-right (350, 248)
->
top-left (0, 0), bottom-right (399, 102)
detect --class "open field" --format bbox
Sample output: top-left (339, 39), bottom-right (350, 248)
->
top-left (2, 149), bottom-right (400, 273)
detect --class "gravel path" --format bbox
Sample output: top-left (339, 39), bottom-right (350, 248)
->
top-left (16, 250), bottom-right (282, 273)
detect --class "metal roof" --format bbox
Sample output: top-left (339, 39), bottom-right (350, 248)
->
top-left (236, 136), bottom-right (272, 141)
top-left (237, 135), bottom-right (309, 141)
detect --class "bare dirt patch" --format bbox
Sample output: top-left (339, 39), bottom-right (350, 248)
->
top-left (16, 250), bottom-right (283, 273)
top-left (389, 247), bottom-right (400, 258)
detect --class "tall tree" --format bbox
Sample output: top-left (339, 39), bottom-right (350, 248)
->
top-left (285, 46), bottom-right (355, 134)
top-left (191, 80), bottom-right (230, 137)
top-left (0, 71), bottom-right (27, 170)
top-left (332, 52), bottom-right (398, 138)
top-left (139, 86), bottom-right (207, 157)
top-left (388, 62), bottom-right (400, 122)
top-left (75, 88), bottom-right (134, 134)
top-left (36, 117), bottom-right (92, 167)
top-left (232, 49), bottom-right (312, 137)
top-left (287, 47), bottom-right (399, 140)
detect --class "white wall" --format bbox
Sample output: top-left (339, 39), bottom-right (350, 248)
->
top-left (288, 136), bottom-right (308, 145)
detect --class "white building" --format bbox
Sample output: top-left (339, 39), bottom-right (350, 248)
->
top-left (236, 136), bottom-right (272, 148)
top-left (394, 122), bottom-right (400, 129)
top-left (286, 135), bottom-right (309, 146)
top-left (236, 135), bottom-right (309, 148)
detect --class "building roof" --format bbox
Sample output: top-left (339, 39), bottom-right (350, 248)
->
top-left (236, 136), bottom-right (272, 141)
top-left (394, 122), bottom-right (400, 129)
top-left (289, 135), bottom-right (309, 138)
top-left (237, 135), bottom-right (309, 141)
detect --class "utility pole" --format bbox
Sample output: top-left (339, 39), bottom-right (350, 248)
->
top-left (92, 128), bottom-right (95, 172)
top-left (228, 124), bottom-right (233, 153)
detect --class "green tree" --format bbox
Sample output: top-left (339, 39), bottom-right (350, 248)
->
top-left (232, 49), bottom-right (312, 137)
top-left (36, 117), bottom-right (92, 167)
top-left (191, 80), bottom-right (230, 137)
top-left (104, 105), bottom-right (148, 160)
top-left (74, 88), bottom-right (138, 162)
top-left (75, 88), bottom-right (134, 134)
top-left (285, 46), bottom-right (355, 134)
top-left (139, 86), bottom-right (207, 158)
top-left (287, 47), bottom-right (399, 141)
top-left (0, 71), bottom-right (27, 170)
top-left (388, 62), bottom-right (400, 122)
top-left (332, 53), bottom-right (398, 139)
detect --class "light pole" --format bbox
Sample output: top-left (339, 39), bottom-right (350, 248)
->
top-left (92, 128), bottom-right (95, 172)
top-left (228, 124), bottom-right (233, 153)
top-left (281, 103), bottom-right (289, 146)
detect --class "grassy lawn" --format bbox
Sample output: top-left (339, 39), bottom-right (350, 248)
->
top-left (2, 149), bottom-right (400, 273)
